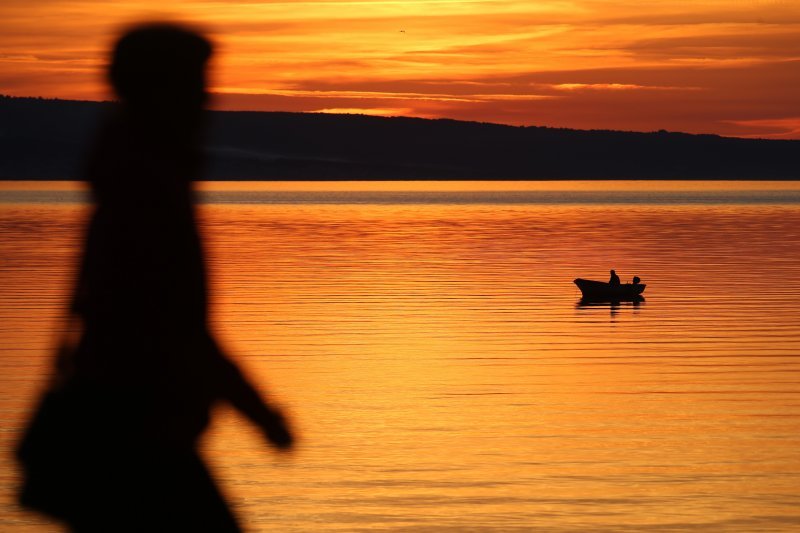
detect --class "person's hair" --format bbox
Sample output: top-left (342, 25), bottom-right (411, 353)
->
top-left (109, 23), bottom-right (212, 104)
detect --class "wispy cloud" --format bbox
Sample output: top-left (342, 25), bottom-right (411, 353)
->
top-left (550, 83), bottom-right (696, 91)
top-left (312, 107), bottom-right (411, 116)
top-left (725, 117), bottom-right (800, 140)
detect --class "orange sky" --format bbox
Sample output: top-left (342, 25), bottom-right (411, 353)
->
top-left (1, 1), bottom-right (799, 138)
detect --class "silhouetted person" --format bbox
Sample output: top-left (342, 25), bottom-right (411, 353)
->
top-left (608, 269), bottom-right (620, 285)
top-left (17, 23), bottom-right (293, 532)
top-left (632, 276), bottom-right (641, 285)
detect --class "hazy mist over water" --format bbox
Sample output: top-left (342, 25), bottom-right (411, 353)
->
top-left (3, 185), bottom-right (800, 206)
top-left (1, 181), bottom-right (799, 531)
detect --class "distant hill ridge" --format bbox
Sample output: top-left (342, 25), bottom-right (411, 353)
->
top-left (1, 95), bottom-right (797, 180)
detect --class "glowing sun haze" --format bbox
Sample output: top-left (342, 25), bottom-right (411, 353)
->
top-left (1, 0), bottom-right (799, 138)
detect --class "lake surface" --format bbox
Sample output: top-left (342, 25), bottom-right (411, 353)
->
top-left (1, 181), bottom-right (800, 531)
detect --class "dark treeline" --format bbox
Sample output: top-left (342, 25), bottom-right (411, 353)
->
top-left (1, 94), bottom-right (798, 180)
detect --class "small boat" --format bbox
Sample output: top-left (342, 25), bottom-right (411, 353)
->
top-left (574, 278), bottom-right (645, 300)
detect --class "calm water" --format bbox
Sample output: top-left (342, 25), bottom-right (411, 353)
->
top-left (1, 182), bottom-right (800, 531)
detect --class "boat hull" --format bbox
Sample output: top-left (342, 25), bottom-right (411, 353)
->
top-left (574, 278), bottom-right (646, 300)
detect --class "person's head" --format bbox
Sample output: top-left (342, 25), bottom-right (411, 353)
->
top-left (633, 276), bottom-right (640, 284)
top-left (610, 270), bottom-right (616, 275)
top-left (109, 23), bottom-right (212, 112)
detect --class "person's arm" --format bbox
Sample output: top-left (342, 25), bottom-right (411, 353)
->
top-left (210, 343), bottom-right (294, 450)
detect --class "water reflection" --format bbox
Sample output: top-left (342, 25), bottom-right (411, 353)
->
top-left (2, 195), bottom-right (800, 531)
top-left (576, 296), bottom-right (644, 319)
top-left (576, 295), bottom-right (646, 307)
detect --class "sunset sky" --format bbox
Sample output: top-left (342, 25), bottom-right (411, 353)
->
top-left (1, 0), bottom-right (798, 138)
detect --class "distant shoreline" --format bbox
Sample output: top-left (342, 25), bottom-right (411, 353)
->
top-left (3, 180), bottom-right (800, 190)
top-left (2, 95), bottom-right (798, 180)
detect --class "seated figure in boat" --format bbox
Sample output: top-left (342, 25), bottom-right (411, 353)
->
top-left (608, 269), bottom-right (620, 285)
top-left (632, 276), bottom-right (641, 285)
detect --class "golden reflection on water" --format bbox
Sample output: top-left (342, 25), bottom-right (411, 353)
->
top-left (1, 186), bottom-right (800, 531)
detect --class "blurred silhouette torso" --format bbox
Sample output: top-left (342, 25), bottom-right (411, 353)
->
top-left (17, 24), bottom-right (293, 532)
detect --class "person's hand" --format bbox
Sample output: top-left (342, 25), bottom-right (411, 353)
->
top-left (262, 408), bottom-right (294, 450)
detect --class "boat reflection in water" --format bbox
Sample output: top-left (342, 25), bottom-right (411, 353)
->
top-left (576, 295), bottom-right (645, 319)
top-left (577, 295), bottom-right (645, 307)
